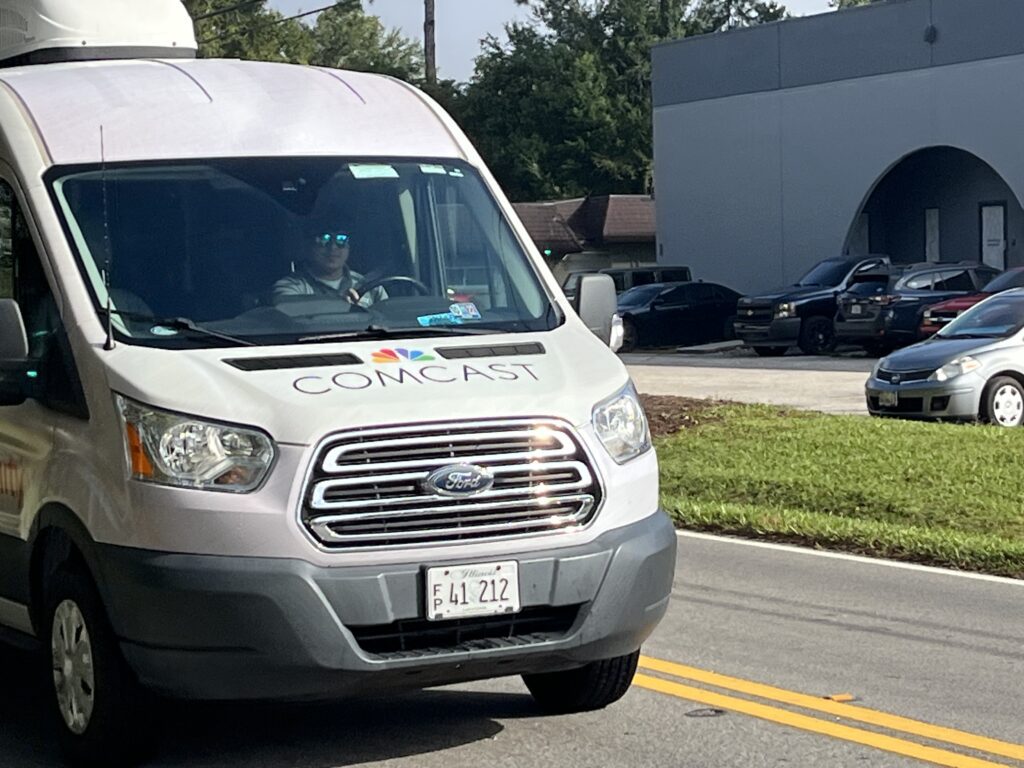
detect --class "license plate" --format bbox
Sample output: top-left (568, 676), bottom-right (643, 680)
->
top-left (879, 391), bottom-right (898, 407)
top-left (425, 561), bottom-right (520, 621)
top-left (850, 304), bottom-right (863, 315)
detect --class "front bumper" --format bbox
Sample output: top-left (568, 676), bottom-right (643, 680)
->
top-left (734, 317), bottom-right (800, 346)
top-left (865, 375), bottom-right (982, 420)
top-left (101, 510), bottom-right (677, 701)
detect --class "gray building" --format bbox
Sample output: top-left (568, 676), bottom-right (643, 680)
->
top-left (652, 0), bottom-right (1024, 294)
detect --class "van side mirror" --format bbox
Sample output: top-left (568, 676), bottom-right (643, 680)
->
top-left (0, 299), bottom-right (30, 407)
top-left (577, 274), bottom-right (618, 347)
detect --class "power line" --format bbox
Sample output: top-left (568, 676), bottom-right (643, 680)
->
top-left (199, 1), bottom-right (345, 45)
top-left (193, 0), bottom-right (264, 22)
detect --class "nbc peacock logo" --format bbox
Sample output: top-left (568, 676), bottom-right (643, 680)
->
top-left (371, 348), bottom-right (436, 364)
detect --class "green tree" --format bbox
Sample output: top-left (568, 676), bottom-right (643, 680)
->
top-left (183, 0), bottom-right (424, 81)
top-left (686, 0), bottom-right (786, 33)
top-left (455, 0), bottom-right (786, 201)
top-left (309, 5), bottom-right (423, 80)
top-left (183, 0), bottom-right (314, 63)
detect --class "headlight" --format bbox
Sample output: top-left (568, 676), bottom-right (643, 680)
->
top-left (592, 382), bottom-right (651, 464)
top-left (774, 302), bottom-right (797, 319)
top-left (928, 356), bottom-right (982, 383)
top-left (116, 395), bottom-right (275, 492)
top-left (871, 356), bottom-right (889, 378)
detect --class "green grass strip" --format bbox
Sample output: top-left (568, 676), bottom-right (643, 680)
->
top-left (656, 403), bottom-right (1024, 578)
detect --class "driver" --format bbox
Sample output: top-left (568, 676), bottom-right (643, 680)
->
top-left (272, 225), bottom-right (387, 307)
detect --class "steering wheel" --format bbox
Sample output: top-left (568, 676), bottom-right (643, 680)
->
top-left (355, 276), bottom-right (432, 299)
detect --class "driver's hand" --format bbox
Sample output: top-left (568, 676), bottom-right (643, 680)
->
top-left (346, 288), bottom-right (360, 304)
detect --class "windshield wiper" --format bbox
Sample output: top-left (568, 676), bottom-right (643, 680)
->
top-left (298, 324), bottom-right (501, 343)
top-left (104, 310), bottom-right (255, 347)
top-left (939, 332), bottom-right (1002, 340)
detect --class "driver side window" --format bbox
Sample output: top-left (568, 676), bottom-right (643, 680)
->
top-left (0, 180), bottom-right (86, 418)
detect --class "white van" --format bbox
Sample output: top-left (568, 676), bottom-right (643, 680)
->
top-left (0, 2), bottom-right (675, 765)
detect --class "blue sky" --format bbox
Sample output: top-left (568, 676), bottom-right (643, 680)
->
top-left (268, 0), bottom-right (834, 83)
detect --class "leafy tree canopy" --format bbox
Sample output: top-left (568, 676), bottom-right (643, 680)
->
top-left (183, 0), bottom-right (422, 80)
top-left (453, 0), bottom-right (786, 201)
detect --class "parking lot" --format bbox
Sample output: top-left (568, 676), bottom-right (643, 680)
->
top-left (622, 346), bottom-right (875, 414)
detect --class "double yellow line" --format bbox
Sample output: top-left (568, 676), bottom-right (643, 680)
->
top-left (635, 656), bottom-right (1024, 767)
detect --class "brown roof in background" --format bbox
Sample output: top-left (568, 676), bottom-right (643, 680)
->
top-left (514, 195), bottom-right (655, 253)
top-left (593, 195), bottom-right (656, 243)
top-left (512, 201), bottom-right (584, 254)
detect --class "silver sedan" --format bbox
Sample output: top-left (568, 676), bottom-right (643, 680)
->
top-left (865, 289), bottom-right (1024, 426)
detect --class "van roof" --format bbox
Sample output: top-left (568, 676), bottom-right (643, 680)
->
top-left (0, 59), bottom-right (466, 167)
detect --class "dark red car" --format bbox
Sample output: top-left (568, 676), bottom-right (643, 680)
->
top-left (919, 267), bottom-right (1024, 337)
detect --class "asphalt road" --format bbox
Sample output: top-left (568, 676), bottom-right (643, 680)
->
top-left (3, 533), bottom-right (1021, 767)
top-left (623, 349), bottom-right (875, 414)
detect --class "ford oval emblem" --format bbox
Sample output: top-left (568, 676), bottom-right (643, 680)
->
top-left (423, 464), bottom-right (495, 498)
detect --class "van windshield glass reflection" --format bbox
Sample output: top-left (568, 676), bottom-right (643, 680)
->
top-left (47, 159), bottom-right (557, 348)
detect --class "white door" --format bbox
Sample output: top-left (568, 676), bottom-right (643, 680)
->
top-left (925, 208), bottom-right (940, 262)
top-left (981, 204), bottom-right (1006, 269)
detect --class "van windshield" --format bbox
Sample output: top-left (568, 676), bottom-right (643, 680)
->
top-left (47, 158), bottom-right (558, 348)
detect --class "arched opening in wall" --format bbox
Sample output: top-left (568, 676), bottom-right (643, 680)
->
top-left (844, 147), bottom-right (1024, 270)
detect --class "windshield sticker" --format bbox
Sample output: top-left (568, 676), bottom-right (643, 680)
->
top-left (349, 163), bottom-right (400, 180)
top-left (448, 168), bottom-right (465, 178)
top-left (419, 164), bottom-right (448, 175)
top-left (149, 326), bottom-right (180, 336)
top-left (292, 361), bottom-right (540, 395)
top-left (417, 312), bottom-right (464, 327)
top-left (449, 302), bottom-right (481, 320)
top-left (371, 348), bottom-right (435, 364)
top-left (417, 304), bottom-right (482, 327)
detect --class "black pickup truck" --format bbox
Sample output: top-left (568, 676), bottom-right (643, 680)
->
top-left (734, 256), bottom-right (890, 356)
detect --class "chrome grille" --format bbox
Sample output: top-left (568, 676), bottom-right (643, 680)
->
top-left (302, 420), bottom-right (603, 548)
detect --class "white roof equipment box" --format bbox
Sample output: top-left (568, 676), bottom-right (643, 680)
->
top-left (0, 0), bottom-right (196, 66)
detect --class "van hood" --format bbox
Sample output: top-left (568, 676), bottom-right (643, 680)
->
top-left (102, 325), bottom-right (629, 445)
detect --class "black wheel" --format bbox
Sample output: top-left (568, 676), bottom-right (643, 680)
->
top-left (798, 316), bottom-right (836, 356)
top-left (523, 650), bottom-right (639, 714)
top-left (619, 318), bottom-right (639, 352)
top-left (45, 564), bottom-right (154, 767)
top-left (752, 346), bottom-right (787, 357)
top-left (981, 375), bottom-right (1024, 428)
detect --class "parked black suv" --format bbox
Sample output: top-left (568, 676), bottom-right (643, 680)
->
top-left (735, 256), bottom-right (890, 356)
top-left (835, 261), bottom-right (1001, 353)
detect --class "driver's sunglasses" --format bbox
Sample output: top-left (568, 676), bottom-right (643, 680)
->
top-left (316, 232), bottom-right (350, 247)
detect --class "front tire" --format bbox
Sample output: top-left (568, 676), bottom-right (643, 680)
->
top-left (982, 376), bottom-right (1024, 427)
top-left (798, 316), bottom-right (836, 356)
top-left (45, 565), bottom-right (153, 767)
top-left (523, 650), bottom-right (639, 714)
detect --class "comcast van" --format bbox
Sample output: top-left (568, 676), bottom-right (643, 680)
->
top-left (0, 1), bottom-right (675, 764)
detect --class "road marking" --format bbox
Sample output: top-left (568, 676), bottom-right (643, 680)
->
top-left (633, 673), bottom-right (1012, 768)
top-left (638, 656), bottom-right (1024, 763)
top-left (677, 530), bottom-right (1024, 587)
